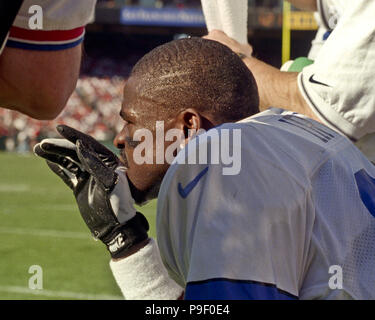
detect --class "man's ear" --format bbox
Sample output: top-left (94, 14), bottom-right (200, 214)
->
top-left (175, 108), bottom-right (215, 138)
top-left (175, 108), bottom-right (202, 139)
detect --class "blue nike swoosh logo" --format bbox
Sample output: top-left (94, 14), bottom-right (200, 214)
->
top-left (178, 167), bottom-right (209, 199)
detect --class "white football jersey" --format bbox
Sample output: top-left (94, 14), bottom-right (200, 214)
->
top-left (156, 109), bottom-right (375, 299)
top-left (317, 0), bottom-right (345, 31)
top-left (309, 0), bottom-right (344, 60)
top-left (299, 0), bottom-right (375, 162)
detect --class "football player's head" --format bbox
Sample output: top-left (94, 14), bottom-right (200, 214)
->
top-left (114, 37), bottom-right (259, 202)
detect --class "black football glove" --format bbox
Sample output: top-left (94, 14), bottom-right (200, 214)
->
top-left (33, 125), bottom-right (149, 259)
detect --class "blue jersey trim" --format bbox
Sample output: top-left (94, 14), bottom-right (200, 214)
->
top-left (185, 278), bottom-right (298, 300)
top-left (6, 37), bottom-right (84, 51)
top-left (355, 169), bottom-right (375, 218)
top-left (323, 31), bottom-right (332, 41)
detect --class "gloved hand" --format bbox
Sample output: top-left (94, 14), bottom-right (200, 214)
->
top-left (33, 125), bottom-right (149, 259)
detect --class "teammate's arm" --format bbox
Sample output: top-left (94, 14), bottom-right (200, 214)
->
top-left (204, 30), bottom-right (319, 122)
top-left (0, 45), bottom-right (81, 120)
top-left (0, 0), bottom-right (96, 120)
top-left (241, 56), bottom-right (316, 118)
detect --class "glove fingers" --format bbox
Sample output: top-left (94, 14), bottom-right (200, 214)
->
top-left (76, 139), bottom-right (118, 192)
top-left (39, 138), bottom-right (80, 164)
top-left (57, 125), bottom-right (118, 168)
top-left (57, 125), bottom-right (94, 145)
top-left (34, 143), bottom-right (82, 176)
top-left (34, 143), bottom-right (60, 163)
top-left (46, 161), bottom-right (76, 190)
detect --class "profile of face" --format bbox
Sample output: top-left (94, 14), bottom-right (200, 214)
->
top-left (114, 76), bottom-right (216, 204)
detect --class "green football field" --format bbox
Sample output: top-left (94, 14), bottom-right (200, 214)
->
top-left (0, 152), bottom-right (158, 300)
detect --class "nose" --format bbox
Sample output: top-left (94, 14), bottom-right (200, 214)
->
top-left (114, 126), bottom-right (126, 150)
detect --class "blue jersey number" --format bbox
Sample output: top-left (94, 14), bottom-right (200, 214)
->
top-left (355, 169), bottom-right (375, 218)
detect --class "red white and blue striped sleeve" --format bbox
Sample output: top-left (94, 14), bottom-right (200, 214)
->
top-left (7, 26), bottom-right (85, 51)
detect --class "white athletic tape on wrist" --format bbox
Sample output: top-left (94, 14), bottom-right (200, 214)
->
top-left (109, 238), bottom-right (184, 300)
top-left (201, 0), bottom-right (248, 44)
top-left (218, 0), bottom-right (249, 44)
top-left (201, 0), bottom-right (222, 32)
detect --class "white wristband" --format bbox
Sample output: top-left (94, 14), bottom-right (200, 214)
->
top-left (109, 238), bottom-right (184, 300)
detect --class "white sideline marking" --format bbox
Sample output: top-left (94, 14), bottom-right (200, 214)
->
top-left (0, 285), bottom-right (122, 300)
top-left (0, 227), bottom-right (90, 240)
top-left (0, 184), bottom-right (30, 192)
